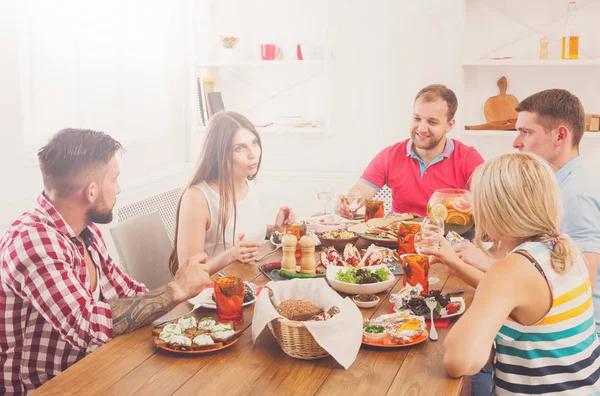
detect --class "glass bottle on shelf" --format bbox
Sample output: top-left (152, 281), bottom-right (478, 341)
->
top-left (540, 37), bottom-right (549, 60)
top-left (562, 1), bottom-right (579, 60)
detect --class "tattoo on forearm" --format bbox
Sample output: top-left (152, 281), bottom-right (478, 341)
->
top-left (108, 286), bottom-right (177, 336)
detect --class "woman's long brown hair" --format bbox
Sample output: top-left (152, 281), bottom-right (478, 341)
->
top-left (168, 111), bottom-right (262, 275)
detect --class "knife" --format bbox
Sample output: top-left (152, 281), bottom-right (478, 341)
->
top-left (447, 290), bottom-right (464, 296)
top-left (259, 266), bottom-right (274, 282)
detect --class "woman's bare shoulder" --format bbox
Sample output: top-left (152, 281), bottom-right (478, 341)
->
top-left (180, 186), bottom-right (209, 216)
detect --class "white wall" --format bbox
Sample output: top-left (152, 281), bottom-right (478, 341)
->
top-left (192, 0), bottom-right (464, 219)
top-left (0, 0), bottom-right (194, 229)
top-left (3, 0), bottom-right (600, 242)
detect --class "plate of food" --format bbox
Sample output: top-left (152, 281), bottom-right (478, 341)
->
top-left (358, 221), bottom-right (404, 247)
top-left (152, 316), bottom-right (242, 354)
top-left (317, 229), bottom-right (359, 249)
top-left (326, 264), bottom-right (395, 295)
top-left (390, 285), bottom-right (466, 319)
top-left (187, 281), bottom-right (261, 309)
top-left (307, 214), bottom-right (360, 233)
top-left (362, 312), bottom-right (428, 347)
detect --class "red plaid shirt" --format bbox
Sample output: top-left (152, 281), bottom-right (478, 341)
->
top-left (0, 194), bottom-right (148, 395)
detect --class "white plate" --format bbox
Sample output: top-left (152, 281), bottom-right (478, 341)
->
top-left (187, 283), bottom-right (259, 309)
top-left (393, 296), bottom-right (466, 319)
top-left (326, 264), bottom-right (395, 295)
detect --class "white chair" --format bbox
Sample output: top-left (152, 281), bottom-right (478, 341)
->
top-left (372, 185), bottom-right (393, 215)
top-left (110, 211), bottom-right (174, 290)
top-left (115, 187), bottom-right (182, 242)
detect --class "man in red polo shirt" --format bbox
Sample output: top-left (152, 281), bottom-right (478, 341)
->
top-left (336, 84), bottom-right (484, 217)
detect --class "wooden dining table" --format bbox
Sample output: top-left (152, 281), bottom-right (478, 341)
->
top-left (33, 241), bottom-right (474, 396)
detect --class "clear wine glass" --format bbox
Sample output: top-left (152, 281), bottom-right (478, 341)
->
top-left (422, 216), bottom-right (445, 236)
top-left (419, 217), bottom-right (444, 285)
top-left (317, 183), bottom-right (335, 215)
top-left (343, 190), bottom-right (362, 218)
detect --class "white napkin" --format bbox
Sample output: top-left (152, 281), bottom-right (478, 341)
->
top-left (251, 278), bottom-right (363, 369)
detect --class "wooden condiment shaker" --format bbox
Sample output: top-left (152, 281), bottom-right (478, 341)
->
top-left (299, 235), bottom-right (316, 274)
top-left (281, 233), bottom-right (298, 272)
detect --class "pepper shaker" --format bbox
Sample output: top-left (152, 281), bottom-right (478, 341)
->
top-left (299, 235), bottom-right (316, 274)
top-left (281, 233), bottom-right (298, 272)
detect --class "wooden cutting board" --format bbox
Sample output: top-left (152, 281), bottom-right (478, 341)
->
top-left (484, 76), bottom-right (519, 122)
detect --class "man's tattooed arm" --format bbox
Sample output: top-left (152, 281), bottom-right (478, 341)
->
top-left (108, 284), bottom-right (181, 336)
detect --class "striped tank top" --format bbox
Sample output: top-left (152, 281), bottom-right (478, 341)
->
top-left (494, 241), bottom-right (600, 395)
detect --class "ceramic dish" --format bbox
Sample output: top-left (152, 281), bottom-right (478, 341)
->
top-left (352, 295), bottom-right (380, 308)
top-left (154, 336), bottom-right (239, 354)
top-left (393, 296), bottom-right (466, 319)
top-left (326, 264), bottom-right (395, 295)
top-left (317, 230), bottom-right (360, 250)
top-left (361, 330), bottom-right (428, 348)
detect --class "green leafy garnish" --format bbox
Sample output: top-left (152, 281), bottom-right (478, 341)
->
top-left (364, 324), bottom-right (385, 334)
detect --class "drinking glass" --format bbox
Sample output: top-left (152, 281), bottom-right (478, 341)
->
top-left (364, 199), bottom-right (384, 222)
top-left (401, 254), bottom-right (430, 295)
top-left (422, 216), bottom-right (445, 236)
top-left (397, 222), bottom-right (421, 255)
top-left (214, 277), bottom-right (245, 324)
top-left (317, 183), bottom-right (335, 214)
top-left (343, 190), bottom-right (362, 218)
top-left (418, 217), bottom-right (444, 285)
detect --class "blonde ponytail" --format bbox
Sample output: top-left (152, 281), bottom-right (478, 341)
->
top-left (537, 232), bottom-right (578, 274)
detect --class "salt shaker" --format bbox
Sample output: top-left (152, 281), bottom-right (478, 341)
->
top-left (281, 233), bottom-right (298, 272)
top-left (299, 235), bottom-right (316, 274)
top-left (540, 37), bottom-right (549, 60)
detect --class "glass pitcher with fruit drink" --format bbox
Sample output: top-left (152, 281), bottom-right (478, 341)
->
top-left (426, 189), bottom-right (473, 236)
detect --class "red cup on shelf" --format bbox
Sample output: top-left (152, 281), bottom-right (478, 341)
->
top-left (261, 44), bottom-right (280, 60)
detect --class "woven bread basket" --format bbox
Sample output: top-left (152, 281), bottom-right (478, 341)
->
top-left (265, 287), bottom-right (330, 360)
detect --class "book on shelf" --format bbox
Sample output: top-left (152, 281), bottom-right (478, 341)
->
top-left (196, 77), bottom-right (206, 126)
top-left (207, 92), bottom-right (225, 114)
top-left (202, 77), bottom-right (216, 118)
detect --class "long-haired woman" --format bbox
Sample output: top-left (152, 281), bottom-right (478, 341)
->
top-left (168, 111), bottom-right (295, 275)
top-left (421, 152), bottom-right (600, 395)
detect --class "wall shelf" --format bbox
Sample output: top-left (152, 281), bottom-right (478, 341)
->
top-left (462, 59), bottom-right (600, 67)
top-left (197, 124), bottom-right (330, 136)
top-left (196, 60), bottom-right (324, 68)
top-left (461, 130), bottom-right (600, 138)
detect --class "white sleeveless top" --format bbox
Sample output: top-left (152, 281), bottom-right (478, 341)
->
top-left (194, 181), bottom-right (267, 258)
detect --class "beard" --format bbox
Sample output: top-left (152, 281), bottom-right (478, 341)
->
top-left (87, 195), bottom-right (114, 224)
top-left (411, 131), bottom-right (445, 151)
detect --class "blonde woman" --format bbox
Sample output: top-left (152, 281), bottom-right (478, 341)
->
top-left (421, 152), bottom-right (600, 395)
top-left (168, 111), bottom-right (296, 275)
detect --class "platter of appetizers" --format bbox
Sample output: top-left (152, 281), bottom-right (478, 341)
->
top-left (362, 313), bottom-right (428, 347)
top-left (152, 316), bottom-right (242, 354)
top-left (390, 285), bottom-right (466, 320)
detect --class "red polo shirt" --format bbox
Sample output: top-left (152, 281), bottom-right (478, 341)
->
top-left (359, 138), bottom-right (484, 216)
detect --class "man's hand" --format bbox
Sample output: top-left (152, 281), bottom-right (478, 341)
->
top-left (454, 242), bottom-right (495, 272)
top-left (170, 253), bottom-right (211, 302)
top-left (335, 195), bottom-right (354, 219)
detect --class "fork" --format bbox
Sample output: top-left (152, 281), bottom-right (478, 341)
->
top-left (255, 246), bottom-right (282, 262)
top-left (425, 298), bottom-right (439, 341)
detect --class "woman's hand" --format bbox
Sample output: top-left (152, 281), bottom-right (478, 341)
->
top-left (420, 236), bottom-right (462, 272)
top-left (274, 206), bottom-right (296, 232)
top-left (228, 233), bottom-right (261, 264)
top-left (455, 242), bottom-right (495, 272)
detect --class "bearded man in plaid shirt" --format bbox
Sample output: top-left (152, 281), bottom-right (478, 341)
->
top-left (0, 129), bottom-right (211, 395)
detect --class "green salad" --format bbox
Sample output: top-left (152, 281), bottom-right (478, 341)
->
top-left (335, 266), bottom-right (390, 284)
